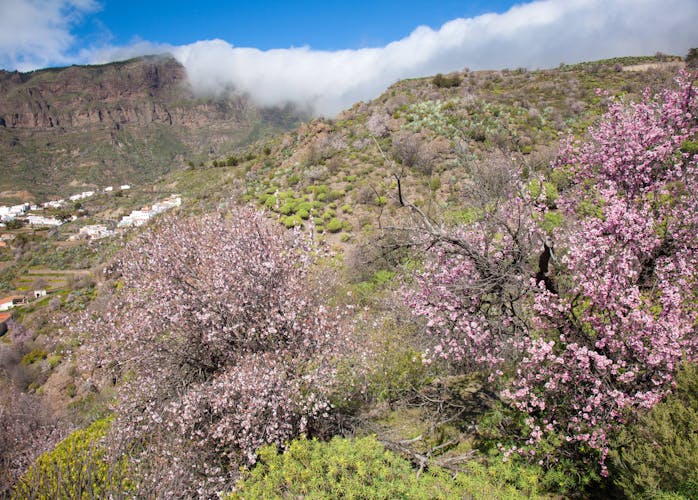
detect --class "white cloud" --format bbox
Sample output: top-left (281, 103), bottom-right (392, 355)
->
top-left (2, 0), bottom-right (696, 115)
top-left (0, 0), bottom-right (98, 71)
top-left (169, 0), bottom-right (698, 115)
top-left (84, 39), bottom-right (174, 65)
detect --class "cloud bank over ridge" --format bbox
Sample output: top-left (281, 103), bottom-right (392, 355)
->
top-left (168, 0), bottom-right (698, 115)
top-left (2, 0), bottom-right (697, 115)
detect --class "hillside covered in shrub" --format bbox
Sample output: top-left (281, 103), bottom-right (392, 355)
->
top-left (1, 54), bottom-right (696, 498)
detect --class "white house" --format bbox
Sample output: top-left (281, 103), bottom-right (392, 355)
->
top-left (118, 210), bottom-right (152, 227)
top-left (0, 296), bottom-right (26, 311)
top-left (0, 203), bottom-right (30, 221)
top-left (43, 199), bottom-right (66, 209)
top-left (79, 224), bottom-right (114, 239)
top-left (152, 196), bottom-right (182, 214)
top-left (33, 289), bottom-right (47, 299)
top-left (69, 191), bottom-right (95, 202)
top-left (27, 215), bottom-right (63, 226)
top-left (120, 185), bottom-right (131, 190)
top-left (118, 196), bottom-right (180, 228)
top-left (0, 296), bottom-right (14, 311)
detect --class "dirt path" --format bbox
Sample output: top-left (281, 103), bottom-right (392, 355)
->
top-left (623, 61), bottom-right (685, 72)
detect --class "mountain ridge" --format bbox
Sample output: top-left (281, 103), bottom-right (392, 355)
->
top-left (0, 55), bottom-right (306, 202)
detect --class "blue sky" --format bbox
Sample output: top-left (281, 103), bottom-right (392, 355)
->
top-left (75, 1), bottom-right (518, 51)
top-left (1, 0), bottom-right (696, 115)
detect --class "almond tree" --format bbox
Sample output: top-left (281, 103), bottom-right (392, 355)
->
top-left (408, 72), bottom-right (698, 473)
top-left (506, 73), bottom-right (698, 472)
top-left (77, 208), bottom-right (360, 496)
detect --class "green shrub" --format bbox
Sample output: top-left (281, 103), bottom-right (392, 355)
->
top-left (445, 207), bottom-right (479, 225)
top-left (610, 363), bottom-right (698, 499)
top-left (281, 215), bottom-right (303, 229)
top-left (14, 417), bottom-right (132, 498)
top-left (528, 180), bottom-right (558, 207)
top-left (296, 201), bottom-right (313, 212)
top-left (264, 195), bottom-right (278, 210)
top-left (65, 383), bottom-right (77, 398)
top-left (340, 204), bottom-right (352, 214)
top-left (432, 73), bottom-right (461, 88)
top-left (325, 218), bottom-right (343, 233)
top-left (47, 354), bottom-right (62, 369)
top-left (680, 140), bottom-right (698, 155)
top-left (326, 190), bottom-right (345, 202)
top-left (279, 202), bottom-right (297, 215)
top-left (476, 405), bottom-right (601, 495)
top-left (361, 321), bottom-right (428, 402)
top-left (21, 349), bottom-right (47, 366)
top-left (232, 436), bottom-right (536, 499)
top-left (542, 211), bottom-right (563, 234)
top-left (429, 177), bottom-right (441, 191)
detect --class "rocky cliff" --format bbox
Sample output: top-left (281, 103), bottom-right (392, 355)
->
top-left (0, 56), bottom-right (305, 201)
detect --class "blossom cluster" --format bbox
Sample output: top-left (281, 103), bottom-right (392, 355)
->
top-left (78, 208), bottom-right (360, 496)
top-left (410, 71), bottom-right (698, 472)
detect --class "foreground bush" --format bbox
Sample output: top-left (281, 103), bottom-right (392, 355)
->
top-left (611, 363), bottom-right (698, 499)
top-left (77, 208), bottom-right (364, 496)
top-left (0, 380), bottom-right (62, 496)
top-left (14, 417), bottom-right (131, 499)
top-left (232, 436), bottom-right (539, 499)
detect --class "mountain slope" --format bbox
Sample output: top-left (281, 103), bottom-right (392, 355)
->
top-left (0, 56), bottom-right (306, 203)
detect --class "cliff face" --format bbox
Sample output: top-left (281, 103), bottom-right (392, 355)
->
top-left (0, 56), bottom-right (304, 200)
top-left (1, 56), bottom-right (182, 129)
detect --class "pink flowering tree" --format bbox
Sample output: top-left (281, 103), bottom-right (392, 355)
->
top-left (408, 72), bottom-right (698, 473)
top-left (506, 73), bottom-right (698, 472)
top-left (406, 192), bottom-right (542, 372)
top-left (77, 208), bottom-right (360, 496)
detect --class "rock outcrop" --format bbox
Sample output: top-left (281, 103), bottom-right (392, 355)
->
top-left (0, 56), bottom-right (304, 200)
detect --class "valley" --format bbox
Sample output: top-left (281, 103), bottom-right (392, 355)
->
top-left (1, 52), bottom-right (696, 498)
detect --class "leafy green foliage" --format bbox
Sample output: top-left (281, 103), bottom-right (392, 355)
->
top-left (476, 405), bottom-right (602, 495)
top-left (233, 436), bottom-right (538, 499)
top-left (432, 73), bottom-right (462, 88)
top-left (14, 417), bottom-right (132, 499)
top-left (611, 364), bottom-right (698, 499)
top-left (325, 217), bottom-right (343, 233)
top-left (680, 139), bottom-right (698, 155)
top-left (21, 349), bottom-right (47, 366)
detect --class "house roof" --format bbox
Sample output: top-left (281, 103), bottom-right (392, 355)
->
top-left (0, 295), bottom-right (21, 304)
top-left (0, 312), bottom-right (12, 323)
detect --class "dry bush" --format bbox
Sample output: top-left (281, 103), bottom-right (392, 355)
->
top-left (0, 379), bottom-right (63, 495)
